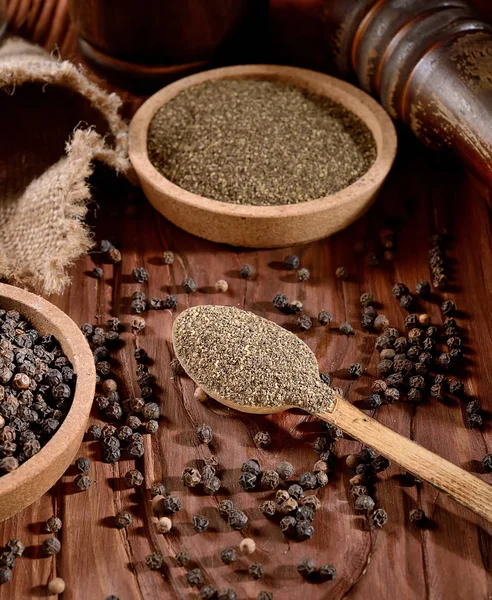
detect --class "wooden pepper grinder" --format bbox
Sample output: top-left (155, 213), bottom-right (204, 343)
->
top-left (322, 0), bottom-right (492, 184)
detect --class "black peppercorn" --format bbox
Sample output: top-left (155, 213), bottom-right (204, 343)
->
top-left (162, 496), bottom-right (181, 514)
top-left (220, 547), bottom-right (237, 565)
top-left (0, 567), bottom-right (12, 584)
top-left (74, 474), bottom-right (92, 491)
top-left (259, 500), bottom-right (276, 517)
top-left (367, 394), bottom-right (382, 408)
top-left (296, 520), bottom-right (314, 540)
top-left (145, 553), bottom-right (163, 570)
top-left (182, 278), bottom-right (197, 294)
top-left (392, 283), bottom-right (408, 298)
top-left (196, 424), bottom-right (213, 444)
top-left (441, 300), bottom-right (456, 315)
top-left (339, 322), bottom-right (355, 335)
top-left (248, 562), bottom-right (264, 580)
top-left (273, 293), bottom-right (289, 311)
top-left (227, 509), bottom-right (248, 530)
top-left (281, 254), bottom-right (301, 271)
top-left (298, 472), bottom-right (317, 490)
top-left (319, 564), bottom-right (337, 581)
top-left (192, 514), bottom-right (209, 533)
top-left (239, 471), bottom-right (257, 491)
top-left (280, 515), bottom-right (297, 535)
top-left (348, 363), bottom-right (364, 379)
top-left (42, 537), bottom-right (61, 556)
top-left (297, 315), bottom-right (313, 332)
top-left (297, 557), bottom-right (316, 577)
top-left (114, 510), bottom-right (132, 529)
top-left (254, 431), bottom-right (271, 448)
top-left (296, 267), bottom-right (310, 282)
top-left (75, 457), bottom-right (90, 473)
top-left (409, 508), bottom-right (426, 525)
top-left (175, 551), bottom-right (190, 567)
top-left (318, 311), bottom-right (332, 326)
top-left (261, 470), bottom-right (280, 490)
top-left (335, 266), bottom-right (348, 280)
top-left (240, 264), bottom-right (255, 279)
top-left (199, 585), bottom-right (218, 600)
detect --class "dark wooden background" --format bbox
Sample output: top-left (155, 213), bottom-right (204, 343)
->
top-left (2, 1), bottom-right (492, 598)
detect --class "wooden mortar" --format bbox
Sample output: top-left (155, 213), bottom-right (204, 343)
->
top-left (0, 284), bottom-right (95, 522)
top-left (129, 64), bottom-right (397, 248)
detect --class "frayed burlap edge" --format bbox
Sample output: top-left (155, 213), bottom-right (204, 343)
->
top-left (0, 37), bottom-right (129, 295)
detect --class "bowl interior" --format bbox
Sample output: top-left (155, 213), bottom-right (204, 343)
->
top-left (129, 64), bottom-right (397, 218)
top-left (0, 284), bottom-right (95, 503)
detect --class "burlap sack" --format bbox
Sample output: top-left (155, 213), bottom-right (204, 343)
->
top-left (0, 37), bottom-right (129, 295)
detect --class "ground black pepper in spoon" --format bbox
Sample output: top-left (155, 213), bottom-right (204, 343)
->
top-left (173, 305), bottom-right (492, 523)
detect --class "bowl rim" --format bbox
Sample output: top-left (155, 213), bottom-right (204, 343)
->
top-left (0, 283), bottom-right (95, 496)
top-left (129, 64), bottom-right (397, 219)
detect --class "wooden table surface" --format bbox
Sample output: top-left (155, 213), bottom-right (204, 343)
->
top-left (3, 2), bottom-right (492, 599)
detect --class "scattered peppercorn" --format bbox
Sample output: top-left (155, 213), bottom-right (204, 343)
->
top-left (254, 431), bottom-right (271, 448)
top-left (193, 514), bottom-right (209, 533)
top-left (145, 553), bottom-right (164, 570)
top-left (240, 264), bottom-right (255, 279)
top-left (227, 509), bottom-right (248, 530)
top-left (335, 266), bottom-right (348, 280)
top-left (239, 538), bottom-right (256, 555)
top-left (348, 363), bottom-right (364, 378)
top-left (370, 508), bottom-right (388, 528)
top-left (409, 508), bottom-right (426, 525)
top-left (114, 510), bottom-right (133, 529)
top-left (297, 557), bottom-right (316, 577)
top-left (75, 457), bottom-right (90, 473)
top-left (42, 537), bottom-right (61, 556)
top-left (296, 268), bottom-right (310, 282)
top-left (47, 577), bottom-right (66, 594)
top-left (200, 585), bottom-right (218, 600)
top-left (156, 517), bottom-right (172, 533)
top-left (196, 424), bottom-right (213, 444)
top-left (176, 551), bottom-right (190, 567)
top-left (163, 251), bottom-right (174, 265)
top-left (284, 255), bottom-right (300, 270)
top-left (74, 474), bottom-right (92, 491)
top-left (215, 280), bottom-right (229, 293)
top-left (297, 315), bottom-right (313, 332)
top-left (132, 267), bottom-right (149, 283)
top-left (261, 470), bottom-right (280, 490)
top-left (319, 564), bottom-right (337, 581)
top-left (318, 311), bottom-right (332, 326)
top-left (182, 278), bottom-right (197, 294)
top-left (45, 516), bottom-right (62, 533)
top-left (249, 562), bottom-right (264, 580)
top-left (339, 322), bottom-right (355, 335)
top-left (220, 547), bottom-right (237, 565)
top-left (276, 461), bottom-right (295, 480)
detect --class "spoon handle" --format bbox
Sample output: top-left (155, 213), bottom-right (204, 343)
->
top-left (317, 399), bottom-right (492, 523)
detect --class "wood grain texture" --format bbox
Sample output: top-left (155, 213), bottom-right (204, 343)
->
top-left (3, 2), bottom-right (492, 598)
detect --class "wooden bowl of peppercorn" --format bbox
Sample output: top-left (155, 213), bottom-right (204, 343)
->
top-left (129, 64), bottom-right (397, 247)
top-left (0, 284), bottom-right (96, 522)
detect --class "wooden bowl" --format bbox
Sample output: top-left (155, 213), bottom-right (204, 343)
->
top-left (0, 284), bottom-right (96, 522)
top-left (129, 64), bottom-right (397, 248)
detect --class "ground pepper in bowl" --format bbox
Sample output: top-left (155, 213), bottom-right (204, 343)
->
top-left (147, 79), bottom-right (377, 206)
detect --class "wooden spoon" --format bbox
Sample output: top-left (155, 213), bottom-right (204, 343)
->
top-left (173, 305), bottom-right (492, 523)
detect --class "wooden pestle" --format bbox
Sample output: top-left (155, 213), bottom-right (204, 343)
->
top-left (322, 0), bottom-right (492, 184)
